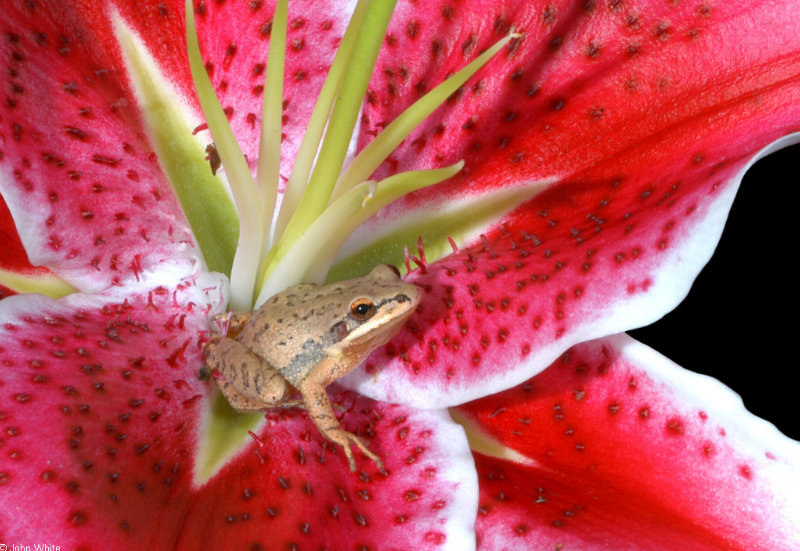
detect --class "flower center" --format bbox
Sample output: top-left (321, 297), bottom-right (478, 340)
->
top-left (184, 0), bottom-right (515, 310)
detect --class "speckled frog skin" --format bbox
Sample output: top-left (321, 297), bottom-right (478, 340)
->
top-left (203, 265), bottom-right (421, 471)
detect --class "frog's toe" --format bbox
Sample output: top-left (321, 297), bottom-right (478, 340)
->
top-left (354, 440), bottom-right (384, 472)
top-left (327, 429), bottom-right (383, 472)
top-left (341, 444), bottom-right (358, 472)
top-left (209, 313), bottom-right (229, 333)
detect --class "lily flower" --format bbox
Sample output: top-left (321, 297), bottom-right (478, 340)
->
top-left (1, 0), bottom-right (798, 549)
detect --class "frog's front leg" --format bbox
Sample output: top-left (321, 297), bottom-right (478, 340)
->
top-left (203, 335), bottom-right (288, 412)
top-left (298, 370), bottom-right (383, 472)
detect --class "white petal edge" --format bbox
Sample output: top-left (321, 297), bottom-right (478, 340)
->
top-left (414, 408), bottom-right (480, 551)
top-left (610, 332), bottom-right (800, 542)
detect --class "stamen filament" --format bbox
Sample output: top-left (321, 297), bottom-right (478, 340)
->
top-left (333, 33), bottom-right (518, 200)
top-left (259, 0), bottom-right (398, 290)
top-left (256, 161), bottom-right (464, 306)
top-left (256, 0), bottom-right (288, 252)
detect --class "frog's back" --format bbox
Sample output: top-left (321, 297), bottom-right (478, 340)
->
top-left (237, 282), bottom-right (343, 379)
top-left (234, 267), bottom-right (419, 386)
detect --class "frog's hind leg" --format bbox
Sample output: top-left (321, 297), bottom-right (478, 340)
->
top-left (215, 380), bottom-right (273, 413)
top-left (203, 336), bottom-right (288, 413)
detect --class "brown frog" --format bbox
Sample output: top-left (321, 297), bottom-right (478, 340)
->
top-left (203, 264), bottom-right (421, 471)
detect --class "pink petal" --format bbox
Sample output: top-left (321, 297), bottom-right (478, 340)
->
top-left (0, 269), bottom-right (224, 546)
top-left (0, 2), bottom-right (199, 291)
top-left (454, 334), bottom-right (800, 550)
top-left (179, 391), bottom-right (477, 551)
top-left (0, 276), bottom-right (477, 548)
top-left (342, 0), bottom-right (800, 407)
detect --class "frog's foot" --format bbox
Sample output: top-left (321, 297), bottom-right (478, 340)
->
top-left (325, 428), bottom-right (384, 472)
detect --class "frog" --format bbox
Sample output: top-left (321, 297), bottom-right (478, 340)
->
top-left (203, 264), bottom-right (421, 472)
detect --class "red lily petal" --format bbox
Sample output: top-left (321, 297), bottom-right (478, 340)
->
top-left (0, 2), bottom-right (199, 292)
top-left (0, 195), bottom-right (31, 274)
top-left (365, 0), bottom-right (800, 188)
top-left (179, 391), bottom-right (477, 551)
top-left (454, 334), bottom-right (800, 550)
top-left (346, 141), bottom-right (756, 407)
top-left (341, 0), bottom-right (800, 406)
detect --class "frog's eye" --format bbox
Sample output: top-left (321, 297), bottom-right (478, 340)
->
top-left (350, 298), bottom-right (376, 321)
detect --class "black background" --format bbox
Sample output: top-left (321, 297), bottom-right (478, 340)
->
top-left (630, 143), bottom-right (798, 441)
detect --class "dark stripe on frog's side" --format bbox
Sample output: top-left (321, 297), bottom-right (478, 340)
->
top-left (278, 292), bottom-right (415, 386)
top-left (279, 338), bottom-right (326, 387)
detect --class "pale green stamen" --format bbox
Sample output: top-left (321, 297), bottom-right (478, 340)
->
top-left (257, 0), bottom-right (399, 294)
top-left (333, 33), bottom-right (517, 200)
top-left (255, 0), bottom-right (287, 254)
top-left (256, 161), bottom-right (464, 305)
top-left (273, 0), bottom-right (368, 243)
